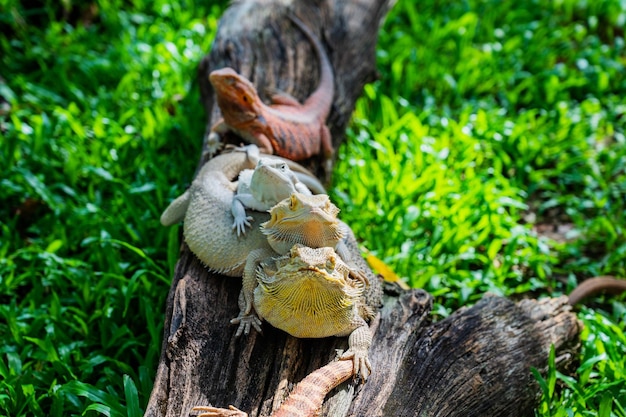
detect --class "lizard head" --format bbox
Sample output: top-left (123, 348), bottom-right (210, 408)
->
top-left (249, 159), bottom-right (297, 203)
top-left (261, 193), bottom-right (345, 253)
top-left (209, 67), bottom-right (262, 121)
top-left (274, 245), bottom-right (343, 276)
top-left (255, 244), bottom-right (363, 338)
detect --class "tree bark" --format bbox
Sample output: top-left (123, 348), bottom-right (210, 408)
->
top-left (145, 1), bottom-right (583, 416)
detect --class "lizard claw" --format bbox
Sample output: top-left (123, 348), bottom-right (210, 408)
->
top-left (231, 313), bottom-right (263, 337)
top-left (205, 132), bottom-right (223, 158)
top-left (348, 265), bottom-right (369, 287)
top-left (192, 405), bottom-right (248, 417)
top-left (339, 348), bottom-right (372, 381)
top-left (232, 216), bottom-right (254, 236)
top-left (223, 144), bottom-right (260, 163)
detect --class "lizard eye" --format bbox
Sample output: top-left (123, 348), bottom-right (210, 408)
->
top-left (279, 163), bottom-right (287, 171)
top-left (242, 95), bottom-right (248, 103)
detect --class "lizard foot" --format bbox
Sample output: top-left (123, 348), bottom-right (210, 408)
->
top-left (230, 313), bottom-right (263, 337)
top-left (232, 215), bottom-right (254, 237)
top-left (223, 144), bottom-right (261, 164)
top-left (339, 348), bottom-right (372, 381)
top-left (192, 405), bottom-right (248, 417)
top-left (205, 132), bottom-right (223, 158)
top-left (348, 265), bottom-right (370, 287)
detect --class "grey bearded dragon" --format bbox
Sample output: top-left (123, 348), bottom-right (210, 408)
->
top-left (160, 145), bottom-right (324, 276)
top-left (160, 148), bottom-right (364, 326)
top-left (192, 243), bottom-right (382, 417)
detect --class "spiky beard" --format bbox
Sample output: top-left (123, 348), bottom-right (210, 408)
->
top-left (262, 220), bottom-right (345, 248)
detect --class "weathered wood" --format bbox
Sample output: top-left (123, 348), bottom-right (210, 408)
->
top-left (350, 295), bottom-right (581, 416)
top-left (145, 1), bottom-right (583, 416)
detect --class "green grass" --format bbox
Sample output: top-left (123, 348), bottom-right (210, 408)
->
top-left (1, 0), bottom-right (625, 416)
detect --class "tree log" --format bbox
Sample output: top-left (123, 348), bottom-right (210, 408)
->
top-left (145, 1), bottom-right (582, 416)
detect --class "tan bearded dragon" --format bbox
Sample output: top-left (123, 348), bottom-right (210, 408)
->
top-left (206, 14), bottom-right (334, 172)
top-left (192, 243), bottom-right (382, 417)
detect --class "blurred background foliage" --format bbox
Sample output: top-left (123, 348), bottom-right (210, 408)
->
top-left (0, 0), bottom-right (624, 415)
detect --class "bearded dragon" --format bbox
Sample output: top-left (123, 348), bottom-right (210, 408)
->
top-left (192, 243), bottom-right (382, 417)
top-left (206, 14), bottom-right (334, 170)
top-left (255, 244), bottom-right (377, 377)
top-left (160, 146), bottom-right (323, 276)
top-left (233, 193), bottom-right (368, 336)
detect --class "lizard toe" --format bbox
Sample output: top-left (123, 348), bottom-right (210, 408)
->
top-left (205, 132), bottom-right (223, 157)
top-left (349, 267), bottom-right (369, 286)
top-left (339, 348), bottom-right (371, 381)
top-left (232, 216), bottom-right (254, 237)
top-left (231, 314), bottom-right (262, 337)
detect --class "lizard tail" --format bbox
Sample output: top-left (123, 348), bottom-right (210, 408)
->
top-left (568, 276), bottom-right (626, 305)
top-left (288, 14), bottom-right (334, 120)
top-left (160, 190), bottom-right (191, 226)
top-left (273, 360), bottom-right (354, 417)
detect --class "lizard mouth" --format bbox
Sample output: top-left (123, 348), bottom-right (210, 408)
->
top-left (277, 206), bottom-right (337, 224)
top-left (308, 206), bottom-right (336, 222)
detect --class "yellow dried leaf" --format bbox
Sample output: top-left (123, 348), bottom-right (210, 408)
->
top-left (366, 253), bottom-right (409, 290)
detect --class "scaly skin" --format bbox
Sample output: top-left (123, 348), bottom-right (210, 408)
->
top-left (191, 360), bottom-right (354, 417)
top-left (232, 193), bottom-right (368, 336)
top-left (207, 15), bottom-right (334, 168)
top-left (160, 146), bottom-right (323, 276)
top-left (232, 159), bottom-right (312, 236)
top-left (261, 193), bottom-right (344, 255)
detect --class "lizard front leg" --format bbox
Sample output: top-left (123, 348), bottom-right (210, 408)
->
top-left (339, 322), bottom-right (372, 380)
top-left (230, 247), bottom-right (275, 336)
top-left (230, 194), bottom-right (257, 236)
top-left (246, 131), bottom-right (274, 155)
top-left (294, 180), bottom-right (313, 195)
top-left (206, 119), bottom-right (229, 157)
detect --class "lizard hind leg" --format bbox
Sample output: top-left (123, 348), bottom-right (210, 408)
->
top-left (266, 87), bottom-right (302, 107)
top-left (206, 118), bottom-right (230, 158)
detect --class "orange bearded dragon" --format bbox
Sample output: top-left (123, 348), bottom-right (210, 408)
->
top-left (207, 15), bottom-right (334, 172)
